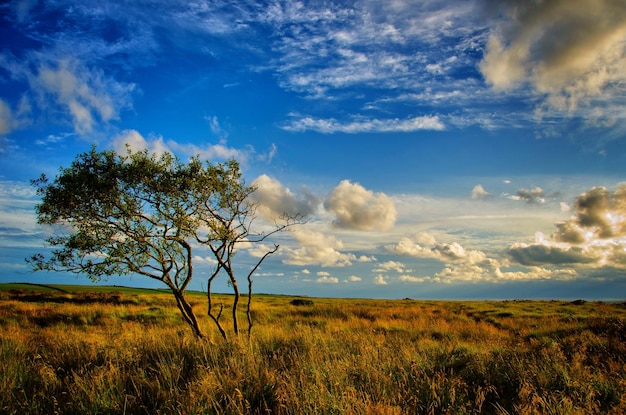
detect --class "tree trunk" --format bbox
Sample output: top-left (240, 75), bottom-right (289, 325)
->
top-left (207, 275), bottom-right (227, 340)
top-left (172, 289), bottom-right (203, 339)
top-left (231, 277), bottom-right (240, 335)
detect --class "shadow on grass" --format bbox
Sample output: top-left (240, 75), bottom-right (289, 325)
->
top-left (7, 290), bottom-right (136, 306)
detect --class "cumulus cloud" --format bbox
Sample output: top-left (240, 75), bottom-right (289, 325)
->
top-left (316, 271), bottom-right (339, 284)
top-left (283, 227), bottom-right (356, 267)
top-left (112, 129), bottom-right (170, 156)
top-left (398, 275), bottom-right (428, 283)
top-left (250, 175), bottom-right (319, 220)
top-left (508, 185), bottom-right (626, 270)
top-left (170, 140), bottom-right (248, 163)
top-left (388, 185), bottom-right (626, 284)
top-left (193, 255), bottom-right (218, 265)
top-left (239, 242), bottom-right (279, 259)
top-left (281, 115), bottom-right (445, 133)
top-left (386, 233), bottom-right (550, 283)
top-left (552, 185), bottom-right (626, 243)
top-left (373, 275), bottom-right (388, 285)
top-left (389, 234), bottom-right (489, 265)
top-left (471, 184), bottom-right (490, 200)
top-left (508, 233), bottom-right (601, 266)
top-left (570, 186), bottom-right (626, 239)
top-left (390, 237), bottom-right (432, 257)
top-left (425, 261), bottom-right (577, 284)
top-left (324, 180), bottom-right (397, 231)
top-left (373, 260), bottom-right (411, 274)
top-left (357, 255), bottom-right (376, 262)
top-left (110, 129), bottom-right (256, 164)
top-left (507, 187), bottom-right (546, 204)
top-left (480, 0), bottom-right (626, 115)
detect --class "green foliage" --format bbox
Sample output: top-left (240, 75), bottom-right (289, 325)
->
top-left (27, 147), bottom-right (288, 339)
top-left (30, 147), bottom-right (245, 285)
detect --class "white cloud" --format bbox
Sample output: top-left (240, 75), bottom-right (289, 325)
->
top-left (110, 129), bottom-right (256, 165)
top-left (262, 1), bottom-right (483, 100)
top-left (357, 255), bottom-right (376, 262)
top-left (388, 236), bottom-right (436, 259)
top-left (0, 180), bottom-right (44, 248)
top-left (0, 98), bottom-right (30, 135)
top-left (112, 129), bottom-right (170, 156)
top-left (193, 255), bottom-right (218, 265)
top-left (27, 58), bottom-right (134, 135)
top-left (373, 275), bottom-right (388, 285)
top-left (205, 115), bottom-right (228, 139)
top-left (317, 275), bottom-right (339, 284)
top-left (317, 271), bottom-right (339, 283)
top-left (415, 232), bottom-right (438, 246)
top-left (241, 242), bottom-right (279, 259)
top-left (373, 260), bottom-right (410, 274)
top-left (345, 275), bottom-right (362, 283)
top-left (471, 184), bottom-right (490, 200)
top-left (398, 275), bottom-right (428, 283)
top-left (281, 115), bottom-right (445, 134)
top-left (325, 180), bottom-right (396, 231)
top-left (389, 234), bottom-right (492, 266)
top-left (283, 226), bottom-right (356, 267)
top-left (171, 141), bottom-right (246, 163)
top-left (250, 174), bottom-right (319, 220)
top-left (386, 232), bottom-right (549, 283)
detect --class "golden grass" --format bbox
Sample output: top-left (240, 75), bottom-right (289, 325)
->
top-left (1, 289), bottom-right (625, 414)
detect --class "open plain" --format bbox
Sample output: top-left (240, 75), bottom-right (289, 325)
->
top-left (1, 284), bottom-right (625, 414)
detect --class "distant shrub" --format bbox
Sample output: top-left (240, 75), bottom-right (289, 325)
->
top-left (290, 298), bottom-right (313, 306)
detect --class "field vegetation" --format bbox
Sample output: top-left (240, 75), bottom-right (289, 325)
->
top-left (1, 284), bottom-right (625, 414)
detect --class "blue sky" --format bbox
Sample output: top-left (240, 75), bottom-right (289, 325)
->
top-left (1, 0), bottom-right (626, 299)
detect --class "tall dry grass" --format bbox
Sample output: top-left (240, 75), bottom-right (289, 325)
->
top-left (1, 290), bottom-right (625, 414)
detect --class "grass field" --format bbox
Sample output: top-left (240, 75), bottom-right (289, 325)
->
top-left (1, 284), bottom-right (625, 414)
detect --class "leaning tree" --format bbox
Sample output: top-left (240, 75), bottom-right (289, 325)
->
top-left (29, 147), bottom-right (297, 339)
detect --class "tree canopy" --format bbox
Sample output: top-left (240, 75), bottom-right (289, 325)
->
top-left (30, 147), bottom-right (296, 339)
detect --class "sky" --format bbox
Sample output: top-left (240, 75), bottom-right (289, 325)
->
top-left (1, 0), bottom-right (626, 299)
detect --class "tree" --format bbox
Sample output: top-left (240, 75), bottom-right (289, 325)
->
top-left (29, 147), bottom-right (296, 340)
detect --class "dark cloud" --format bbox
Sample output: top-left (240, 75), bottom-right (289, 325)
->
top-left (552, 221), bottom-right (586, 244)
top-left (509, 187), bottom-right (545, 204)
top-left (507, 243), bottom-right (598, 266)
top-left (574, 185), bottom-right (626, 238)
top-left (508, 185), bottom-right (626, 269)
top-left (480, 0), bottom-right (626, 119)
